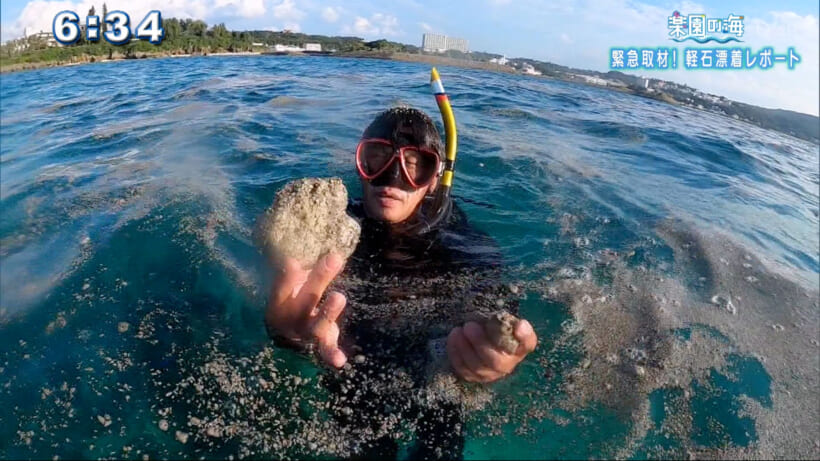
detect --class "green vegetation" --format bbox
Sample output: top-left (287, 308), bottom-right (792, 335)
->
top-left (0, 10), bottom-right (421, 67)
top-left (1, 12), bottom-right (816, 143)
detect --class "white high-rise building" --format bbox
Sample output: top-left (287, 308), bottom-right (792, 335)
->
top-left (422, 33), bottom-right (447, 52)
top-left (445, 36), bottom-right (468, 53)
top-left (422, 33), bottom-right (469, 53)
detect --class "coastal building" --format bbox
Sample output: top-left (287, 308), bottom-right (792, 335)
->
top-left (521, 63), bottom-right (542, 76)
top-left (445, 36), bottom-right (469, 53)
top-left (273, 44), bottom-right (304, 53)
top-left (576, 74), bottom-right (609, 86)
top-left (421, 33), bottom-right (469, 53)
top-left (422, 33), bottom-right (446, 52)
top-left (22, 28), bottom-right (58, 48)
top-left (304, 43), bottom-right (322, 52)
top-left (489, 56), bottom-right (509, 65)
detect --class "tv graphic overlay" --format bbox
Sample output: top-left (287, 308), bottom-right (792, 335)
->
top-left (52, 10), bottom-right (164, 46)
top-left (610, 11), bottom-right (801, 71)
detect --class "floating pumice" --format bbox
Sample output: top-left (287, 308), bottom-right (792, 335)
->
top-left (463, 310), bottom-right (521, 354)
top-left (482, 310), bottom-right (521, 354)
top-left (254, 178), bottom-right (361, 268)
top-left (423, 310), bottom-right (521, 410)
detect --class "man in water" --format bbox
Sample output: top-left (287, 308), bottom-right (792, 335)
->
top-left (265, 107), bottom-right (537, 459)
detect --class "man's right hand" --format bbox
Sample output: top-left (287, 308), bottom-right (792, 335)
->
top-left (265, 252), bottom-right (348, 368)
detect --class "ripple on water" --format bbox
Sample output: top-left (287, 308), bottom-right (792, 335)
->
top-left (0, 56), bottom-right (817, 459)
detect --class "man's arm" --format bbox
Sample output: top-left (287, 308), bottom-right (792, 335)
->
top-left (440, 204), bottom-right (538, 383)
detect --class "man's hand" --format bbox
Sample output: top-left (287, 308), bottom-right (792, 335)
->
top-left (446, 319), bottom-right (537, 383)
top-left (265, 252), bottom-right (348, 368)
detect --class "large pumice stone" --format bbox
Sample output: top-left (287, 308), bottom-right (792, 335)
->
top-left (255, 178), bottom-right (361, 267)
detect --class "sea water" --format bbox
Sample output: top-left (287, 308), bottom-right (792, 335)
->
top-left (1, 56), bottom-right (818, 459)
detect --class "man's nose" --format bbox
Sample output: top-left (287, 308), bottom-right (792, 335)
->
top-left (372, 158), bottom-right (404, 187)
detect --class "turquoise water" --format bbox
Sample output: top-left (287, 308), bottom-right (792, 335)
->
top-left (1, 56), bottom-right (818, 459)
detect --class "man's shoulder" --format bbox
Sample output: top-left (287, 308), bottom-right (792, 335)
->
top-left (435, 198), bottom-right (503, 269)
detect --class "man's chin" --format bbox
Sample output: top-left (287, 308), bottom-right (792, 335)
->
top-left (366, 203), bottom-right (404, 223)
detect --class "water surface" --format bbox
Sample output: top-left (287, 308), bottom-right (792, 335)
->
top-left (1, 56), bottom-right (818, 459)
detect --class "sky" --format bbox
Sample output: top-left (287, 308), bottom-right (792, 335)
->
top-left (1, 0), bottom-right (818, 116)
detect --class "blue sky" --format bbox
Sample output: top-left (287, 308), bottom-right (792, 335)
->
top-left (2, 0), bottom-right (818, 115)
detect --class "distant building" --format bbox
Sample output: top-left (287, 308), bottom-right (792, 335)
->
top-left (489, 56), bottom-right (509, 65)
top-left (422, 33), bottom-right (446, 51)
top-left (251, 42), bottom-right (265, 47)
top-left (421, 33), bottom-right (469, 53)
top-left (23, 28), bottom-right (58, 47)
top-left (576, 74), bottom-right (609, 86)
top-left (304, 43), bottom-right (322, 52)
top-left (445, 36), bottom-right (468, 53)
top-left (273, 44), bottom-right (304, 53)
top-left (521, 63), bottom-right (542, 76)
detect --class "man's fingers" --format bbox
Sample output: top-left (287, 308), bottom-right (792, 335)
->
top-left (311, 291), bottom-right (346, 339)
top-left (514, 319), bottom-right (538, 355)
top-left (319, 344), bottom-right (347, 369)
top-left (447, 328), bottom-right (481, 382)
top-left (311, 292), bottom-right (347, 368)
top-left (296, 253), bottom-right (344, 313)
top-left (323, 291), bottom-right (346, 323)
top-left (270, 256), bottom-right (308, 307)
top-left (449, 326), bottom-right (494, 381)
top-left (462, 321), bottom-right (506, 370)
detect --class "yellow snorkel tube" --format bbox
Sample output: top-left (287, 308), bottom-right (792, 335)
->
top-left (408, 67), bottom-right (457, 234)
top-left (430, 67), bottom-right (458, 193)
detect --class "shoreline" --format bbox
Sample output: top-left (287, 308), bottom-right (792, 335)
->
top-left (0, 51), bottom-right (262, 74)
top-left (1, 50), bottom-right (816, 144)
top-left (0, 50), bottom-right (517, 75)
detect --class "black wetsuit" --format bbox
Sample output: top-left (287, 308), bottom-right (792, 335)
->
top-left (320, 197), bottom-right (517, 460)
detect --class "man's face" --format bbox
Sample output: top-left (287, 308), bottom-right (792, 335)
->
top-left (361, 171), bottom-right (436, 223)
top-left (358, 111), bottom-right (441, 223)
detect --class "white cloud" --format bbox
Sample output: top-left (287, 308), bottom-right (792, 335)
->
top-left (348, 17), bottom-right (377, 35)
top-left (419, 21), bottom-right (432, 32)
top-left (673, 11), bottom-right (819, 115)
top-left (322, 6), bottom-right (340, 23)
top-left (560, 33), bottom-right (572, 44)
top-left (272, 0), bottom-right (304, 22)
top-left (213, 0), bottom-right (265, 18)
top-left (376, 13), bottom-right (400, 34)
top-left (342, 13), bottom-right (401, 38)
top-left (3, 0), bottom-right (211, 40)
top-left (267, 0), bottom-right (304, 33)
top-left (1, 0), bottom-right (302, 40)
top-left (549, 0), bottom-right (819, 115)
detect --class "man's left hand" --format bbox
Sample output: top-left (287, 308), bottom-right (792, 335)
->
top-left (446, 318), bottom-right (538, 383)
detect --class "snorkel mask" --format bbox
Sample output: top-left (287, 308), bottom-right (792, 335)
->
top-left (355, 68), bottom-right (458, 235)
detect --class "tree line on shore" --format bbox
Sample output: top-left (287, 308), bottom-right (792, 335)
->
top-left (0, 9), bottom-right (425, 65)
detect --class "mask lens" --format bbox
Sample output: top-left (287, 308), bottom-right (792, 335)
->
top-left (402, 148), bottom-right (439, 185)
top-left (360, 141), bottom-right (395, 176)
